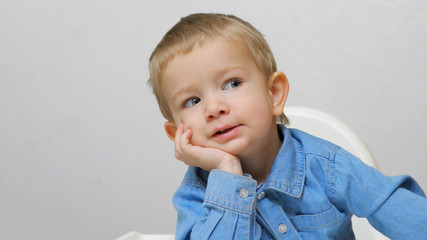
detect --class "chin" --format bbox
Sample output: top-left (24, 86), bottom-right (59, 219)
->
top-left (220, 141), bottom-right (250, 156)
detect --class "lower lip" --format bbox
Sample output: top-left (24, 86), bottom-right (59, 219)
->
top-left (212, 125), bottom-right (242, 141)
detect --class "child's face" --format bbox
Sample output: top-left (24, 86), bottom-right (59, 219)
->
top-left (162, 37), bottom-right (287, 158)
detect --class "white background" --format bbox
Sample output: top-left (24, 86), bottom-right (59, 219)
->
top-left (1, 0), bottom-right (426, 239)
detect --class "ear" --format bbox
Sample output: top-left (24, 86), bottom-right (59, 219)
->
top-left (269, 71), bottom-right (289, 117)
top-left (164, 121), bottom-right (178, 141)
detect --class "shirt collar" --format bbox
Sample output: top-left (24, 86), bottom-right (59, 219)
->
top-left (262, 125), bottom-right (305, 198)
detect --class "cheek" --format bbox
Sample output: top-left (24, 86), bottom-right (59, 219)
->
top-left (181, 115), bottom-right (205, 141)
top-left (187, 127), bottom-right (209, 147)
top-left (239, 96), bottom-right (272, 118)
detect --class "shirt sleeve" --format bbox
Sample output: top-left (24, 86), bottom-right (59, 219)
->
top-left (173, 169), bottom-right (261, 239)
top-left (332, 148), bottom-right (427, 240)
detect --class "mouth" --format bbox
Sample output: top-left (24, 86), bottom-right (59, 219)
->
top-left (211, 125), bottom-right (242, 137)
top-left (214, 127), bottom-right (234, 136)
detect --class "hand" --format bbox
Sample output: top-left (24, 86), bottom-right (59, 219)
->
top-left (174, 123), bottom-right (243, 176)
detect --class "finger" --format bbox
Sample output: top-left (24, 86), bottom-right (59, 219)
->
top-left (178, 128), bottom-right (197, 163)
top-left (179, 128), bottom-right (191, 155)
top-left (177, 122), bottom-right (185, 137)
top-left (186, 128), bottom-right (193, 139)
top-left (182, 128), bottom-right (192, 145)
top-left (174, 123), bottom-right (185, 156)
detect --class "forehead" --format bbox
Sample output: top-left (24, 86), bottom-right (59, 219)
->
top-left (163, 37), bottom-right (252, 79)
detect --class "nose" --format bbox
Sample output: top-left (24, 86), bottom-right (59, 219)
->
top-left (204, 96), bottom-right (229, 121)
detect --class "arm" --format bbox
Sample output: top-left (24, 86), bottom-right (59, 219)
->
top-left (368, 186), bottom-right (427, 239)
top-left (172, 123), bottom-right (260, 239)
top-left (173, 169), bottom-right (260, 239)
top-left (332, 148), bottom-right (427, 239)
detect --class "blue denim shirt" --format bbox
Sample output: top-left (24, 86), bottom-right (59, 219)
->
top-left (173, 126), bottom-right (427, 239)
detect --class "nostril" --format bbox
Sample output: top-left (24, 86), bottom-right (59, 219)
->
top-left (205, 104), bottom-right (228, 120)
top-left (207, 113), bottom-right (216, 120)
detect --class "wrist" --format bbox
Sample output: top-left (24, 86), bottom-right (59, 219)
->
top-left (216, 156), bottom-right (243, 176)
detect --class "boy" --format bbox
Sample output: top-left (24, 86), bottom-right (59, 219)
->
top-left (148, 13), bottom-right (427, 239)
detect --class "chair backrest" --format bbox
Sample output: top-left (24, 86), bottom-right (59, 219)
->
top-left (284, 106), bottom-right (378, 169)
top-left (284, 106), bottom-right (388, 240)
top-left (115, 232), bottom-right (174, 240)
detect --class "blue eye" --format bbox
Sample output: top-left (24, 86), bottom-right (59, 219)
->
top-left (224, 79), bottom-right (241, 90)
top-left (184, 97), bottom-right (200, 108)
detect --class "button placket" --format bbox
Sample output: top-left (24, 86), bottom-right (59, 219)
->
top-left (257, 191), bottom-right (265, 200)
top-left (278, 223), bottom-right (287, 234)
top-left (239, 188), bottom-right (249, 198)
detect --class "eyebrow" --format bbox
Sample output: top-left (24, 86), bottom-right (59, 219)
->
top-left (171, 84), bottom-right (193, 103)
top-left (213, 66), bottom-right (247, 79)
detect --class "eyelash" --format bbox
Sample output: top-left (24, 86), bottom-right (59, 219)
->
top-left (183, 97), bottom-right (200, 108)
top-left (223, 78), bottom-right (241, 90)
top-left (181, 78), bottom-right (242, 108)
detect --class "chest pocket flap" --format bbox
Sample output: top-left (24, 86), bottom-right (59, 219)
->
top-left (290, 206), bottom-right (346, 230)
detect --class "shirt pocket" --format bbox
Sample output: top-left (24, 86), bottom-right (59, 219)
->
top-left (289, 205), bottom-right (346, 231)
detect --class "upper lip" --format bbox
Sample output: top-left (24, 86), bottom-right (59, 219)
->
top-left (211, 124), bottom-right (241, 137)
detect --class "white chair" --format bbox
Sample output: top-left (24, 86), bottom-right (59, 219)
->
top-left (115, 232), bottom-right (174, 240)
top-left (284, 106), bottom-right (388, 240)
top-left (116, 106), bottom-right (389, 240)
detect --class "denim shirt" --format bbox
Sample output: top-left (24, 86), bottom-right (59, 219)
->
top-left (173, 126), bottom-right (427, 239)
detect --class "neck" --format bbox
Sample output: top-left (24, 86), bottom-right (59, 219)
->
top-left (239, 124), bottom-right (282, 184)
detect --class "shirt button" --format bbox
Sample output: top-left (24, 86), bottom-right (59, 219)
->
top-left (257, 191), bottom-right (265, 200)
top-left (278, 224), bottom-right (287, 234)
top-left (239, 188), bottom-right (249, 198)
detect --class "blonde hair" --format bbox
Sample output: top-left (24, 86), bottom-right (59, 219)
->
top-left (148, 13), bottom-right (288, 124)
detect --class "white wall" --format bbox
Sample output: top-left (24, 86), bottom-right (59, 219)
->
top-left (1, 0), bottom-right (426, 239)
